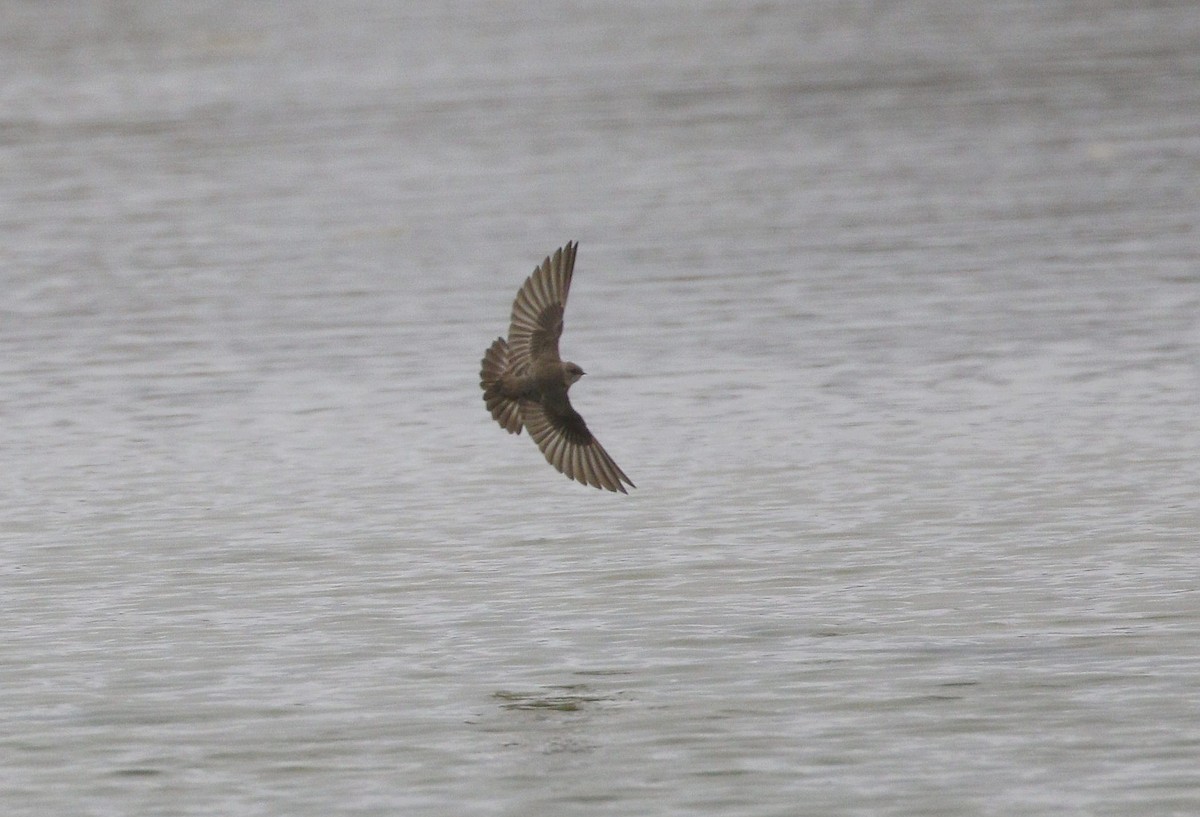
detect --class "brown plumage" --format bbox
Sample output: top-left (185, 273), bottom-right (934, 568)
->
top-left (479, 242), bottom-right (635, 493)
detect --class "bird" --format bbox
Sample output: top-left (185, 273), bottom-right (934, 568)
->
top-left (479, 241), bottom-right (635, 493)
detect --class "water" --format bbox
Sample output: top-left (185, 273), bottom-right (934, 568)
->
top-left (3, 1), bottom-right (1199, 815)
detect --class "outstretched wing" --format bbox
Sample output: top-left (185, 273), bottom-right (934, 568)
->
top-left (520, 395), bottom-right (635, 494)
top-left (506, 242), bottom-right (576, 372)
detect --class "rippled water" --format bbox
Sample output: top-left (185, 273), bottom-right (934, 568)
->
top-left (3, 2), bottom-right (1199, 815)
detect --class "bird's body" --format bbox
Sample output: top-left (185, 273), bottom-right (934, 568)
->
top-left (480, 242), bottom-right (634, 493)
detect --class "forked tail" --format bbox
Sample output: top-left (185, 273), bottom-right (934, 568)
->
top-left (480, 337), bottom-right (523, 434)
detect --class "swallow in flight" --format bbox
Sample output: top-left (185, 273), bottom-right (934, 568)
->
top-left (480, 242), bottom-right (635, 493)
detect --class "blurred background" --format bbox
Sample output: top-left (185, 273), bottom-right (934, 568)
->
top-left (3, 2), bottom-right (1198, 815)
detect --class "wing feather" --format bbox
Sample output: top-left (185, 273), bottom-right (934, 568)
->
top-left (506, 242), bottom-right (576, 368)
top-left (519, 396), bottom-right (634, 494)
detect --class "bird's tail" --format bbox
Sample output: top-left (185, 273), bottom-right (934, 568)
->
top-left (480, 337), bottom-right (523, 434)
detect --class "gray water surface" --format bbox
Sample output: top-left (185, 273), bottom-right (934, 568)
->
top-left (3, 2), bottom-right (1199, 815)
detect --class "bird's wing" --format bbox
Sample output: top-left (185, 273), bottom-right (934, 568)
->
top-left (520, 395), bottom-right (635, 494)
top-left (506, 242), bottom-right (576, 371)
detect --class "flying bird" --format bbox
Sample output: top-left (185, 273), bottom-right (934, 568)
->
top-left (479, 241), bottom-right (635, 493)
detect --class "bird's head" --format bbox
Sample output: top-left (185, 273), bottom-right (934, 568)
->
top-left (563, 362), bottom-right (585, 387)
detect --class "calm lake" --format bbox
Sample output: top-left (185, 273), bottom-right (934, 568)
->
top-left (3, 1), bottom-right (1199, 815)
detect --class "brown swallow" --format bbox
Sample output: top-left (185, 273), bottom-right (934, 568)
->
top-left (480, 241), bottom-right (635, 493)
